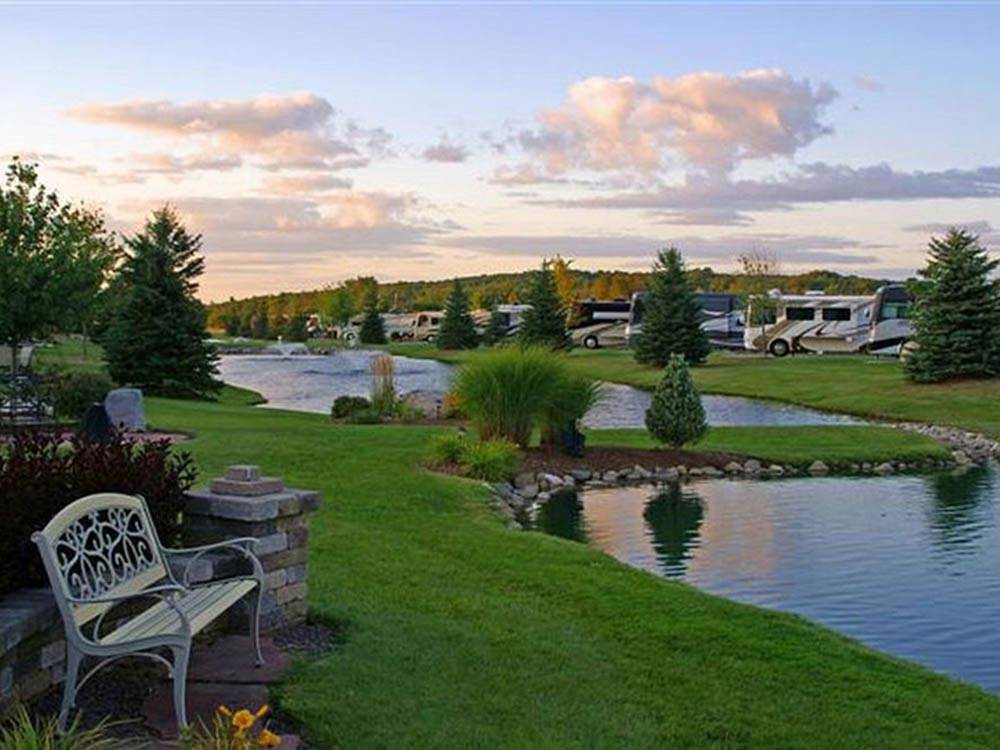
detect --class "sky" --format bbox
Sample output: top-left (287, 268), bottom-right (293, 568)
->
top-left (3, 2), bottom-right (1000, 301)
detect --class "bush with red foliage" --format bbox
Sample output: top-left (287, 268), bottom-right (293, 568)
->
top-left (0, 432), bottom-right (197, 595)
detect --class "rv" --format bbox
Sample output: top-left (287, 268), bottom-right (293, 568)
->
top-left (744, 290), bottom-right (874, 356)
top-left (867, 284), bottom-right (914, 355)
top-left (625, 292), bottom-right (744, 348)
top-left (407, 311), bottom-right (444, 342)
top-left (491, 304), bottom-right (533, 338)
top-left (568, 299), bottom-right (631, 349)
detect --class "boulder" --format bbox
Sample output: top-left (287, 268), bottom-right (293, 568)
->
top-left (632, 465), bottom-right (652, 479)
top-left (701, 466), bottom-right (724, 478)
top-left (570, 468), bottom-right (592, 482)
top-left (519, 484), bottom-right (539, 500)
top-left (874, 462), bottom-right (895, 475)
top-left (723, 462), bottom-right (743, 474)
top-left (104, 388), bottom-right (146, 432)
top-left (655, 467), bottom-right (680, 482)
top-left (767, 464), bottom-right (785, 476)
top-left (602, 470), bottom-right (619, 483)
top-left (952, 450), bottom-right (972, 465)
top-left (539, 473), bottom-right (564, 488)
top-left (807, 460), bottom-right (830, 475)
top-left (743, 459), bottom-right (762, 474)
top-left (514, 472), bottom-right (537, 490)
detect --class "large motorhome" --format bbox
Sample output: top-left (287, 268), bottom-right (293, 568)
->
top-left (407, 311), bottom-right (444, 342)
top-left (568, 299), bottom-right (631, 349)
top-left (744, 291), bottom-right (874, 356)
top-left (867, 284), bottom-right (914, 355)
top-left (625, 292), bottom-right (744, 348)
top-left (491, 304), bottom-right (533, 338)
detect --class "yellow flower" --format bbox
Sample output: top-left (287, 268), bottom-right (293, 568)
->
top-left (218, 705), bottom-right (232, 717)
top-left (231, 709), bottom-right (256, 731)
top-left (259, 728), bottom-right (282, 747)
top-left (255, 704), bottom-right (270, 719)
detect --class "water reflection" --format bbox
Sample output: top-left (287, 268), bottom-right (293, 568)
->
top-left (642, 484), bottom-right (704, 576)
top-left (536, 490), bottom-right (587, 543)
top-left (533, 466), bottom-right (1000, 693)
top-left (926, 465), bottom-right (995, 561)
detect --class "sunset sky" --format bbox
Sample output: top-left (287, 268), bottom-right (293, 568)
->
top-left (4, 3), bottom-right (1000, 301)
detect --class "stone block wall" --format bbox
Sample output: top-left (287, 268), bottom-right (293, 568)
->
top-left (0, 590), bottom-right (63, 714)
top-left (183, 465), bottom-right (320, 631)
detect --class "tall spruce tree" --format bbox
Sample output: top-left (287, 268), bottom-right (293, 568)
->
top-left (437, 280), bottom-right (479, 349)
top-left (518, 260), bottom-right (569, 349)
top-left (103, 207), bottom-right (220, 397)
top-left (482, 308), bottom-right (508, 346)
top-left (359, 284), bottom-right (386, 344)
top-left (634, 248), bottom-right (710, 367)
top-left (904, 229), bottom-right (1000, 382)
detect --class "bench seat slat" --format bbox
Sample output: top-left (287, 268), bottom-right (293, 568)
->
top-left (100, 580), bottom-right (256, 645)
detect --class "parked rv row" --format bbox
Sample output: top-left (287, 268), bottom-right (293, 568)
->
top-left (317, 283), bottom-right (913, 356)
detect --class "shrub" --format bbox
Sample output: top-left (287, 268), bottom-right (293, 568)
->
top-left (331, 395), bottom-right (370, 419)
top-left (181, 704), bottom-right (281, 749)
top-left (0, 705), bottom-right (118, 750)
top-left (451, 347), bottom-right (599, 447)
top-left (347, 407), bottom-right (382, 424)
top-left (432, 432), bottom-right (467, 463)
top-left (460, 439), bottom-right (520, 481)
top-left (394, 400), bottom-right (425, 423)
top-left (39, 369), bottom-right (115, 421)
top-left (645, 354), bottom-right (708, 448)
top-left (0, 432), bottom-right (196, 595)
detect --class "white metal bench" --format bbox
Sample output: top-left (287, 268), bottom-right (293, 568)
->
top-left (31, 492), bottom-right (265, 731)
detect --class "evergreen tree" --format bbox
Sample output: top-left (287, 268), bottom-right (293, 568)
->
top-left (645, 354), bottom-right (708, 448)
top-left (518, 260), bottom-right (569, 349)
top-left (904, 229), bottom-right (1000, 382)
top-left (437, 280), bottom-right (479, 350)
top-left (634, 248), bottom-right (710, 367)
top-left (283, 313), bottom-right (309, 342)
top-left (103, 207), bottom-right (220, 398)
top-left (482, 308), bottom-right (508, 346)
top-left (359, 284), bottom-right (386, 344)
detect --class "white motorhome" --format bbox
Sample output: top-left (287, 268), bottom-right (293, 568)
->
top-left (744, 290), bottom-right (874, 357)
top-left (867, 284), bottom-right (914, 355)
top-left (407, 311), bottom-right (444, 342)
top-left (626, 292), bottom-right (744, 349)
top-left (568, 300), bottom-right (631, 349)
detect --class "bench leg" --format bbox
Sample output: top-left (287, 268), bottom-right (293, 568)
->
top-left (171, 644), bottom-right (191, 730)
top-left (57, 644), bottom-right (82, 733)
top-left (250, 584), bottom-right (265, 667)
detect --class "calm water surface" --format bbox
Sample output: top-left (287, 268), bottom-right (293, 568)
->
top-left (536, 467), bottom-right (1000, 693)
top-left (219, 353), bottom-right (857, 426)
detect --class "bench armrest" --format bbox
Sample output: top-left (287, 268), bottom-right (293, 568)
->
top-left (164, 539), bottom-right (264, 587)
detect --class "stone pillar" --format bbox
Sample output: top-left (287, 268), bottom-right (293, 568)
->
top-left (184, 465), bottom-right (320, 631)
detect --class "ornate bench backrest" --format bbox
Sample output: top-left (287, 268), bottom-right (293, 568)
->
top-left (32, 493), bottom-right (168, 630)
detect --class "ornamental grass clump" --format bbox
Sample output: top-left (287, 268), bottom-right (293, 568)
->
top-left (645, 354), bottom-right (708, 448)
top-left (370, 353), bottom-right (397, 416)
top-left (181, 705), bottom-right (280, 750)
top-left (451, 346), bottom-right (598, 447)
top-left (458, 438), bottom-right (520, 481)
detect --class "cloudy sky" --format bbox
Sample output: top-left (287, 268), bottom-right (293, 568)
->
top-left (4, 3), bottom-right (1000, 300)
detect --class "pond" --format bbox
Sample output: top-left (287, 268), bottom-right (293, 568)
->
top-left (534, 466), bottom-right (1000, 694)
top-left (218, 352), bottom-right (858, 427)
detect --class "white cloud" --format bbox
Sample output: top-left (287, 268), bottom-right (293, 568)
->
top-left (852, 75), bottom-right (885, 93)
top-left (507, 69), bottom-right (836, 179)
top-left (535, 163), bottom-right (1000, 225)
top-left (67, 92), bottom-right (391, 172)
top-left (262, 174), bottom-right (354, 195)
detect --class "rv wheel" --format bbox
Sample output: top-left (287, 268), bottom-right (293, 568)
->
top-left (769, 339), bottom-right (790, 357)
top-left (425, 334), bottom-right (435, 343)
top-left (583, 335), bottom-right (600, 350)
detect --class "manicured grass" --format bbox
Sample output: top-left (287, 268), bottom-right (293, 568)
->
top-left (588, 425), bottom-right (949, 465)
top-left (388, 343), bottom-right (1000, 437)
top-left (33, 337), bottom-right (106, 374)
top-left (145, 396), bottom-right (1000, 748)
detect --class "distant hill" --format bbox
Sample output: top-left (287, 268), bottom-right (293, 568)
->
top-left (206, 265), bottom-right (898, 338)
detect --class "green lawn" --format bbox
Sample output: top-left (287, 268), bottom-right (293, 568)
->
top-left (388, 343), bottom-right (1000, 437)
top-left (589, 425), bottom-right (948, 465)
top-left (144, 396), bottom-right (1000, 748)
